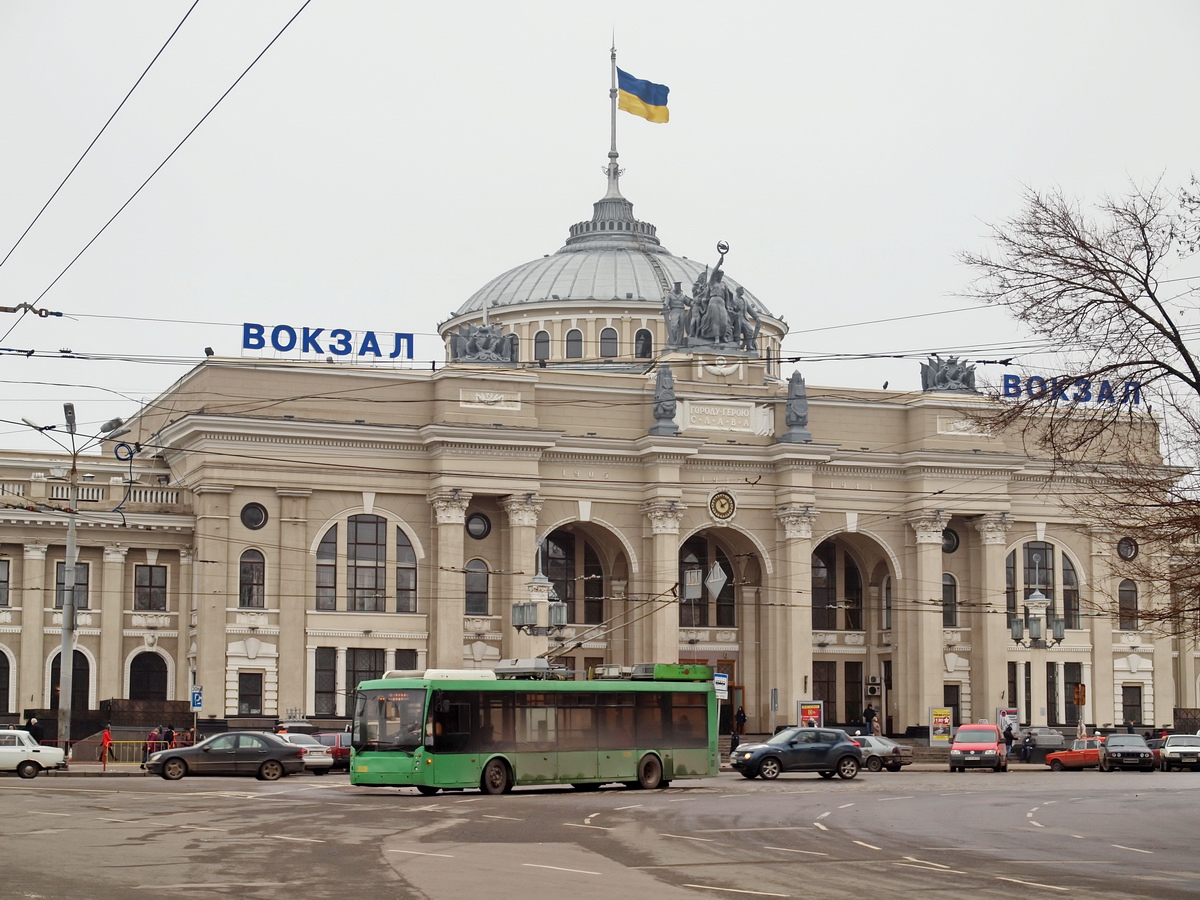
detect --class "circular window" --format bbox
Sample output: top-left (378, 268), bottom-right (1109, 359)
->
top-left (239, 503), bottom-right (268, 530)
top-left (941, 528), bottom-right (960, 554)
top-left (1117, 537), bottom-right (1139, 560)
top-left (465, 513), bottom-right (491, 540)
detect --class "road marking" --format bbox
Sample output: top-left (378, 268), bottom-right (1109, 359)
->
top-left (524, 864), bottom-right (601, 875)
top-left (564, 823), bottom-right (610, 830)
top-left (838, 803), bottom-right (854, 809)
top-left (662, 833), bottom-right (715, 842)
top-left (816, 812), bottom-right (830, 820)
top-left (614, 804), bottom-right (642, 810)
top-left (482, 815), bottom-right (520, 821)
top-left (1112, 844), bottom-right (1153, 854)
top-left (877, 796), bottom-right (913, 801)
top-left (765, 847), bottom-right (827, 856)
top-left (455, 798), bottom-right (483, 803)
top-left (1071, 835), bottom-right (1085, 839)
top-left (1026, 812), bottom-right (1035, 817)
top-left (585, 814), bottom-right (599, 822)
top-left (387, 849), bottom-right (455, 858)
top-left (135, 883), bottom-right (288, 890)
top-left (896, 863), bottom-right (965, 874)
top-left (853, 840), bottom-right (881, 850)
top-left (1029, 821), bottom-right (1044, 828)
top-left (271, 836), bottom-right (324, 843)
top-left (813, 822), bottom-right (828, 831)
top-left (996, 876), bottom-right (1068, 892)
top-left (29, 811), bottom-right (71, 817)
top-left (98, 818), bottom-right (138, 823)
top-left (682, 886), bottom-right (788, 897)
top-left (903, 857), bottom-right (950, 869)
top-left (177, 826), bottom-right (228, 832)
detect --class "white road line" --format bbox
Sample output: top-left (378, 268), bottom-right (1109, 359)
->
top-left (765, 847), bottom-right (827, 856)
top-left (482, 815), bottom-right (521, 821)
top-left (97, 818), bottom-right (138, 823)
top-left (1112, 844), bottom-right (1153, 854)
top-left (271, 836), bottom-right (324, 843)
top-left (455, 798), bottom-right (483, 803)
top-left (662, 833), bottom-right (715, 842)
top-left (387, 849), bottom-right (455, 858)
top-left (682, 886), bottom-right (788, 897)
top-left (877, 796), bottom-right (913, 801)
top-left (29, 811), bottom-right (71, 817)
top-left (816, 812), bottom-right (830, 820)
top-left (1043, 800), bottom-right (1057, 805)
top-left (903, 857), bottom-right (950, 869)
top-left (853, 840), bottom-right (881, 850)
top-left (838, 803), bottom-right (854, 809)
top-left (564, 823), bottom-right (610, 830)
top-left (1026, 812), bottom-right (1035, 817)
top-left (1030, 821), bottom-right (1044, 828)
top-left (813, 822), bottom-right (828, 831)
top-left (995, 876), bottom-right (1069, 892)
top-left (896, 863), bottom-right (966, 874)
top-left (614, 804), bottom-right (642, 810)
top-left (177, 826), bottom-right (228, 832)
top-left (1030, 806), bottom-right (1040, 813)
top-left (585, 814), bottom-right (599, 822)
top-left (524, 864), bottom-right (601, 875)
top-left (1071, 834), bottom-right (1085, 839)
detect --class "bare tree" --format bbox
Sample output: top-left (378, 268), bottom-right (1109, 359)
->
top-left (961, 181), bottom-right (1200, 636)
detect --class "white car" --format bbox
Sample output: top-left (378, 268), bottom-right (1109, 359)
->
top-left (274, 732), bottom-right (334, 773)
top-left (0, 729), bottom-right (67, 778)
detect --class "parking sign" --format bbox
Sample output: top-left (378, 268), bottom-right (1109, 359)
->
top-left (190, 685), bottom-right (203, 712)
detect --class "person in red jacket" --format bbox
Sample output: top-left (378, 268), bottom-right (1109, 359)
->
top-left (101, 725), bottom-right (114, 761)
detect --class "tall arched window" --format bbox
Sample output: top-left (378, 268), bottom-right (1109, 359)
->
top-left (316, 526), bottom-right (337, 610)
top-left (679, 535), bottom-right (736, 628)
top-left (634, 329), bottom-right (653, 359)
top-left (942, 573), bottom-right (958, 627)
top-left (812, 540), bottom-right (861, 630)
top-left (541, 529), bottom-right (605, 625)
top-left (465, 559), bottom-right (489, 615)
top-left (397, 528), bottom-right (417, 613)
top-left (599, 327), bottom-right (618, 358)
top-left (1063, 556), bottom-right (1080, 629)
top-left (50, 650), bottom-right (88, 712)
top-left (1118, 580), bottom-right (1138, 630)
top-left (239, 549), bottom-right (265, 608)
top-left (348, 514), bottom-right (386, 612)
top-left (534, 330), bottom-right (550, 361)
top-left (0, 653), bottom-right (9, 713)
top-left (883, 575), bottom-right (893, 630)
top-left (1006, 540), bottom-right (1068, 627)
top-left (565, 329), bottom-right (583, 359)
top-left (129, 652), bottom-right (168, 701)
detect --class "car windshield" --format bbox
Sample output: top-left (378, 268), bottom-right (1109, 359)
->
top-left (283, 734), bottom-right (323, 747)
top-left (766, 727), bottom-right (809, 746)
top-left (1106, 736), bottom-right (1146, 747)
top-left (954, 729), bottom-right (996, 742)
top-left (1166, 736), bottom-right (1200, 747)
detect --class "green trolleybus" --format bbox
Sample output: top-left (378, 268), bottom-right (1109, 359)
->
top-left (349, 662), bottom-right (718, 794)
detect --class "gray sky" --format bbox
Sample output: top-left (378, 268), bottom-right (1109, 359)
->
top-left (2, 0), bottom-right (1197, 452)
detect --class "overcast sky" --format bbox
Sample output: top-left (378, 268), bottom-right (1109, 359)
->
top-left (1, 1), bottom-right (1197, 452)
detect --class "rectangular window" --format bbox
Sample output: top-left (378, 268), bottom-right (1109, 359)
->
top-left (813, 661), bottom-right (837, 714)
top-left (0, 559), bottom-right (8, 607)
top-left (394, 649), bottom-right (417, 671)
top-left (314, 647), bottom-right (337, 716)
top-left (134, 564), bottom-right (168, 611)
top-left (844, 661), bottom-right (863, 723)
top-left (1007, 661), bottom-right (1017, 708)
top-left (1121, 684), bottom-right (1143, 727)
top-left (55, 560), bottom-right (89, 609)
top-left (1047, 662), bottom-right (1060, 726)
top-left (347, 648), bottom-right (387, 694)
top-left (1064, 662), bottom-right (1082, 724)
top-left (348, 517), bottom-right (386, 612)
top-left (238, 672), bottom-right (263, 715)
top-left (316, 526), bottom-right (337, 611)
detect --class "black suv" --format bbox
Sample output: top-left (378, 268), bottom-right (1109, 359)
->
top-left (731, 727), bottom-right (862, 780)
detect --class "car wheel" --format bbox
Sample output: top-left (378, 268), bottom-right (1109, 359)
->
top-left (480, 758), bottom-right (512, 795)
top-left (758, 757), bottom-right (783, 780)
top-left (836, 757), bottom-right (860, 780)
top-left (313, 768), bottom-right (329, 775)
top-left (416, 785), bottom-right (440, 796)
top-left (161, 758), bottom-right (187, 781)
top-left (636, 754), bottom-right (664, 789)
top-left (1161, 761), bottom-right (1170, 772)
top-left (740, 769), bottom-right (757, 779)
top-left (1050, 759), bottom-right (1064, 771)
top-left (257, 760), bottom-right (285, 781)
top-left (866, 756), bottom-right (883, 773)
top-left (16, 760), bottom-right (39, 779)
top-left (885, 765), bottom-right (901, 772)
top-left (818, 770), bottom-right (835, 779)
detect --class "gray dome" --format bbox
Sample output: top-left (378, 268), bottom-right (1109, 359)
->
top-left (455, 174), bottom-right (770, 318)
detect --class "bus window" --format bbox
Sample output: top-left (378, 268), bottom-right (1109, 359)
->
top-left (353, 688), bottom-right (427, 752)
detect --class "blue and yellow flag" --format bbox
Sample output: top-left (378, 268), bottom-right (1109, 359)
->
top-left (617, 68), bottom-right (669, 123)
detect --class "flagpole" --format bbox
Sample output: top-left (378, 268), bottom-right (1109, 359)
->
top-left (607, 41), bottom-right (619, 195)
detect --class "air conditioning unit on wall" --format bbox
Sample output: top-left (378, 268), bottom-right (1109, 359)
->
top-left (867, 675), bottom-right (881, 685)
top-left (866, 684), bottom-right (881, 696)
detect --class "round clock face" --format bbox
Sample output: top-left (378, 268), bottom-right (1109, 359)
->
top-left (239, 503), bottom-right (268, 530)
top-left (465, 513), bottom-right (491, 540)
top-left (1117, 537), bottom-right (1139, 560)
top-left (709, 491), bottom-right (735, 520)
top-left (941, 528), bottom-right (960, 553)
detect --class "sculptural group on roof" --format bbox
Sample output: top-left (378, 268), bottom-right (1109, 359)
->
top-left (662, 244), bottom-right (762, 354)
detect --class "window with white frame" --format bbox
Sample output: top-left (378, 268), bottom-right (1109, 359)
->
top-left (134, 564), bottom-right (167, 611)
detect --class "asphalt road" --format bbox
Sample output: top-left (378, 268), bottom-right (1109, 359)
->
top-left (2, 766), bottom-right (1197, 899)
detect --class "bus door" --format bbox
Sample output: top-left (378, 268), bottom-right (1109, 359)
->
top-left (597, 693), bottom-right (636, 780)
top-left (514, 692), bottom-right (558, 784)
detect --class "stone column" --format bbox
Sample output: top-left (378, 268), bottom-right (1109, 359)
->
top-left (1016, 661), bottom-right (1027, 723)
top-left (335, 646), bottom-right (347, 717)
top-left (769, 505), bottom-right (814, 733)
top-left (192, 485), bottom-right (234, 716)
top-left (99, 544), bottom-right (128, 702)
top-left (500, 494), bottom-right (544, 660)
top-left (1055, 661), bottom-right (1068, 725)
top-left (640, 500), bottom-right (685, 665)
top-left (974, 513), bottom-right (1011, 724)
top-left (1148, 548), bottom-right (1175, 728)
top-left (1081, 661), bottom-right (1094, 727)
top-left (428, 490), bottom-right (471, 668)
top-left (19, 542), bottom-right (47, 711)
top-left (1087, 530), bottom-right (1114, 729)
top-left (177, 547), bottom-right (194, 698)
top-left (906, 514), bottom-right (946, 732)
top-left (275, 489), bottom-right (311, 716)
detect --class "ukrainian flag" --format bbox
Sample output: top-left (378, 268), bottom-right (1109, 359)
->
top-left (617, 68), bottom-right (669, 123)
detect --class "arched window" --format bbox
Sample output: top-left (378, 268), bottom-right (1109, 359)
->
top-left (541, 529), bottom-right (605, 625)
top-left (634, 329), bottom-right (653, 359)
top-left (1006, 540), bottom-right (1065, 627)
top-left (599, 327), bottom-right (618, 358)
top-left (348, 514), bottom-right (386, 612)
top-left (0, 653), bottom-right (9, 713)
top-left (534, 330), bottom-right (550, 361)
top-left (239, 549), bottom-right (265, 608)
top-left (1063, 556), bottom-right (1080, 629)
top-left (883, 575), bottom-right (893, 630)
top-left (397, 528), bottom-right (417, 613)
top-left (1118, 579), bottom-right (1138, 630)
top-left (129, 652), bottom-right (168, 701)
top-left (565, 329), bottom-right (583, 359)
top-left (942, 573), bottom-right (958, 627)
top-left (679, 535), bottom-right (736, 628)
top-left (465, 559), bottom-right (489, 615)
top-left (812, 540), bottom-right (861, 630)
top-left (50, 650), bottom-right (88, 712)
top-left (316, 525), bottom-right (337, 610)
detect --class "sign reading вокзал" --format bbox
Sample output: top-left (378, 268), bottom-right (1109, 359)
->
top-left (243, 323), bottom-right (415, 360)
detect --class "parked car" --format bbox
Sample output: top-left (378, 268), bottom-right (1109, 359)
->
top-left (1044, 736), bottom-right (1104, 771)
top-left (0, 728), bottom-right (67, 778)
top-left (1017, 726), bottom-right (1066, 750)
top-left (730, 727), bottom-right (862, 780)
top-left (1146, 738), bottom-right (1164, 766)
top-left (1159, 734), bottom-right (1200, 771)
top-left (274, 732), bottom-right (334, 773)
top-left (314, 731), bottom-right (353, 770)
top-left (948, 724), bottom-right (1008, 772)
top-left (851, 734), bottom-right (913, 772)
top-left (1098, 733), bottom-right (1155, 772)
top-left (145, 731), bottom-right (306, 781)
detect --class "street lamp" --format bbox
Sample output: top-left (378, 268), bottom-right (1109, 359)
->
top-left (1010, 554), bottom-right (1065, 649)
top-left (23, 404), bottom-right (129, 751)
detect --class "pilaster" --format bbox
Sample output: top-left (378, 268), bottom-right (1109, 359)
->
top-left (768, 505), bottom-right (814, 732)
top-left (19, 542), bottom-right (47, 710)
top-left (974, 513), bottom-right (1011, 723)
top-left (906, 513), bottom-right (946, 731)
top-left (501, 493), bottom-right (544, 659)
top-left (99, 544), bottom-right (128, 701)
top-left (429, 490), bottom-right (470, 667)
top-left (640, 500), bottom-right (685, 665)
top-left (192, 485), bottom-right (235, 716)
top-left (276, 488), bottom-right (311, 715)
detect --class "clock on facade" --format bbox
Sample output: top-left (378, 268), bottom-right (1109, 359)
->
top-left (465, 512), bottom-right (491, 540)
top-left (941, 528), bottom-right (960, 553)
top-left (239, 502), bottom-right (268, 530)
top-left (709, 491), bottom-right (736, 520)
top-left (1117, 536), bottom-right (1139, 560)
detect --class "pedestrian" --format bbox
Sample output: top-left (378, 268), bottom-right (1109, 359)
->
top-left (863, 704), bottom-right (877, 735)
top-left (1021, 733), bottom-right (1034, 763)
top-left (730, 731), bottom-right (740, 753)
top-left (24, 716), bottom-right (44, 744)
top-left (163, 725), bottom-right (176, 749)
top-left (101, 724), bottom-right (114, 761)
top-left (1003, 722), bottom-right (1015, 757)
top-left (735, 706), bottom-right (747, 736)
top-left (142, 726), bottom-right (159, 766)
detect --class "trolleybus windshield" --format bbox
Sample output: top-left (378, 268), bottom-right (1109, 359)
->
top-left (353, 688), bottom-right (427, 752)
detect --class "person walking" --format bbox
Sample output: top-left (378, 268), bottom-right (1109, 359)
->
top-left (25, 717), bottom-right (44, 745)
top-left (1003, 722), bottom-right (1015, 758)
top-left (142, 726), bottom-right (160, 766)
top-left (863, 704), bottom-right (878, 735)
top-left (734, 706), bottom-right (747, 736)
top-left (163, 725), bottom-right (176, 749)
top-left (101, 724), bottom-right (114, 761)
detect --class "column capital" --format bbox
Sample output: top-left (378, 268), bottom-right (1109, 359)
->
top-left (428, 489), bottom-right (471, 525)
top-left (775, 504), bottom-right (816, 540)
top-left (179, 546), bottom-right (194, 564)
top-left (975, 512), bottom-right (1012, 545)
top-left (641, 500), bottom-right (686, 535)
top-left (103, 544), bottom-right (129, 563)
top-left (907, 512), bottom-right (947, 544)
top-left (501, 493), bottom-right (543, 528)
top-left (23, 541), bottom-right (47, 560)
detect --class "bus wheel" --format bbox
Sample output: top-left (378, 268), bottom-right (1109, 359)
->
top-left (416, 786), bottom-right (440, 796)
top-left (481, 758), bottom-right (511, 795)
top-left (636, 754), bottom-right (663, 789)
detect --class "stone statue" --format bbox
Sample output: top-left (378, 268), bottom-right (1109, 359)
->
top-left (920, 355), bottom-right (978, 393)
top-left (778, 369), bottom-right (812, 443)
top-left (449, 322), bottom-right (519, 364)
top-left (699, 269), bottom-right (732, 343)
top-left (649, 364), bottom-right (680, 435)
top-left (661, 241), bottom-right (762, 356)
top-left (662, 281), bottom-right (690, 350)
top-left (729, 286), bottom-right (760, 351)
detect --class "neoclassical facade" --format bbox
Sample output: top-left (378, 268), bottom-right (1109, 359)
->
top-left (0, 160), bottom-right (1194, 735)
